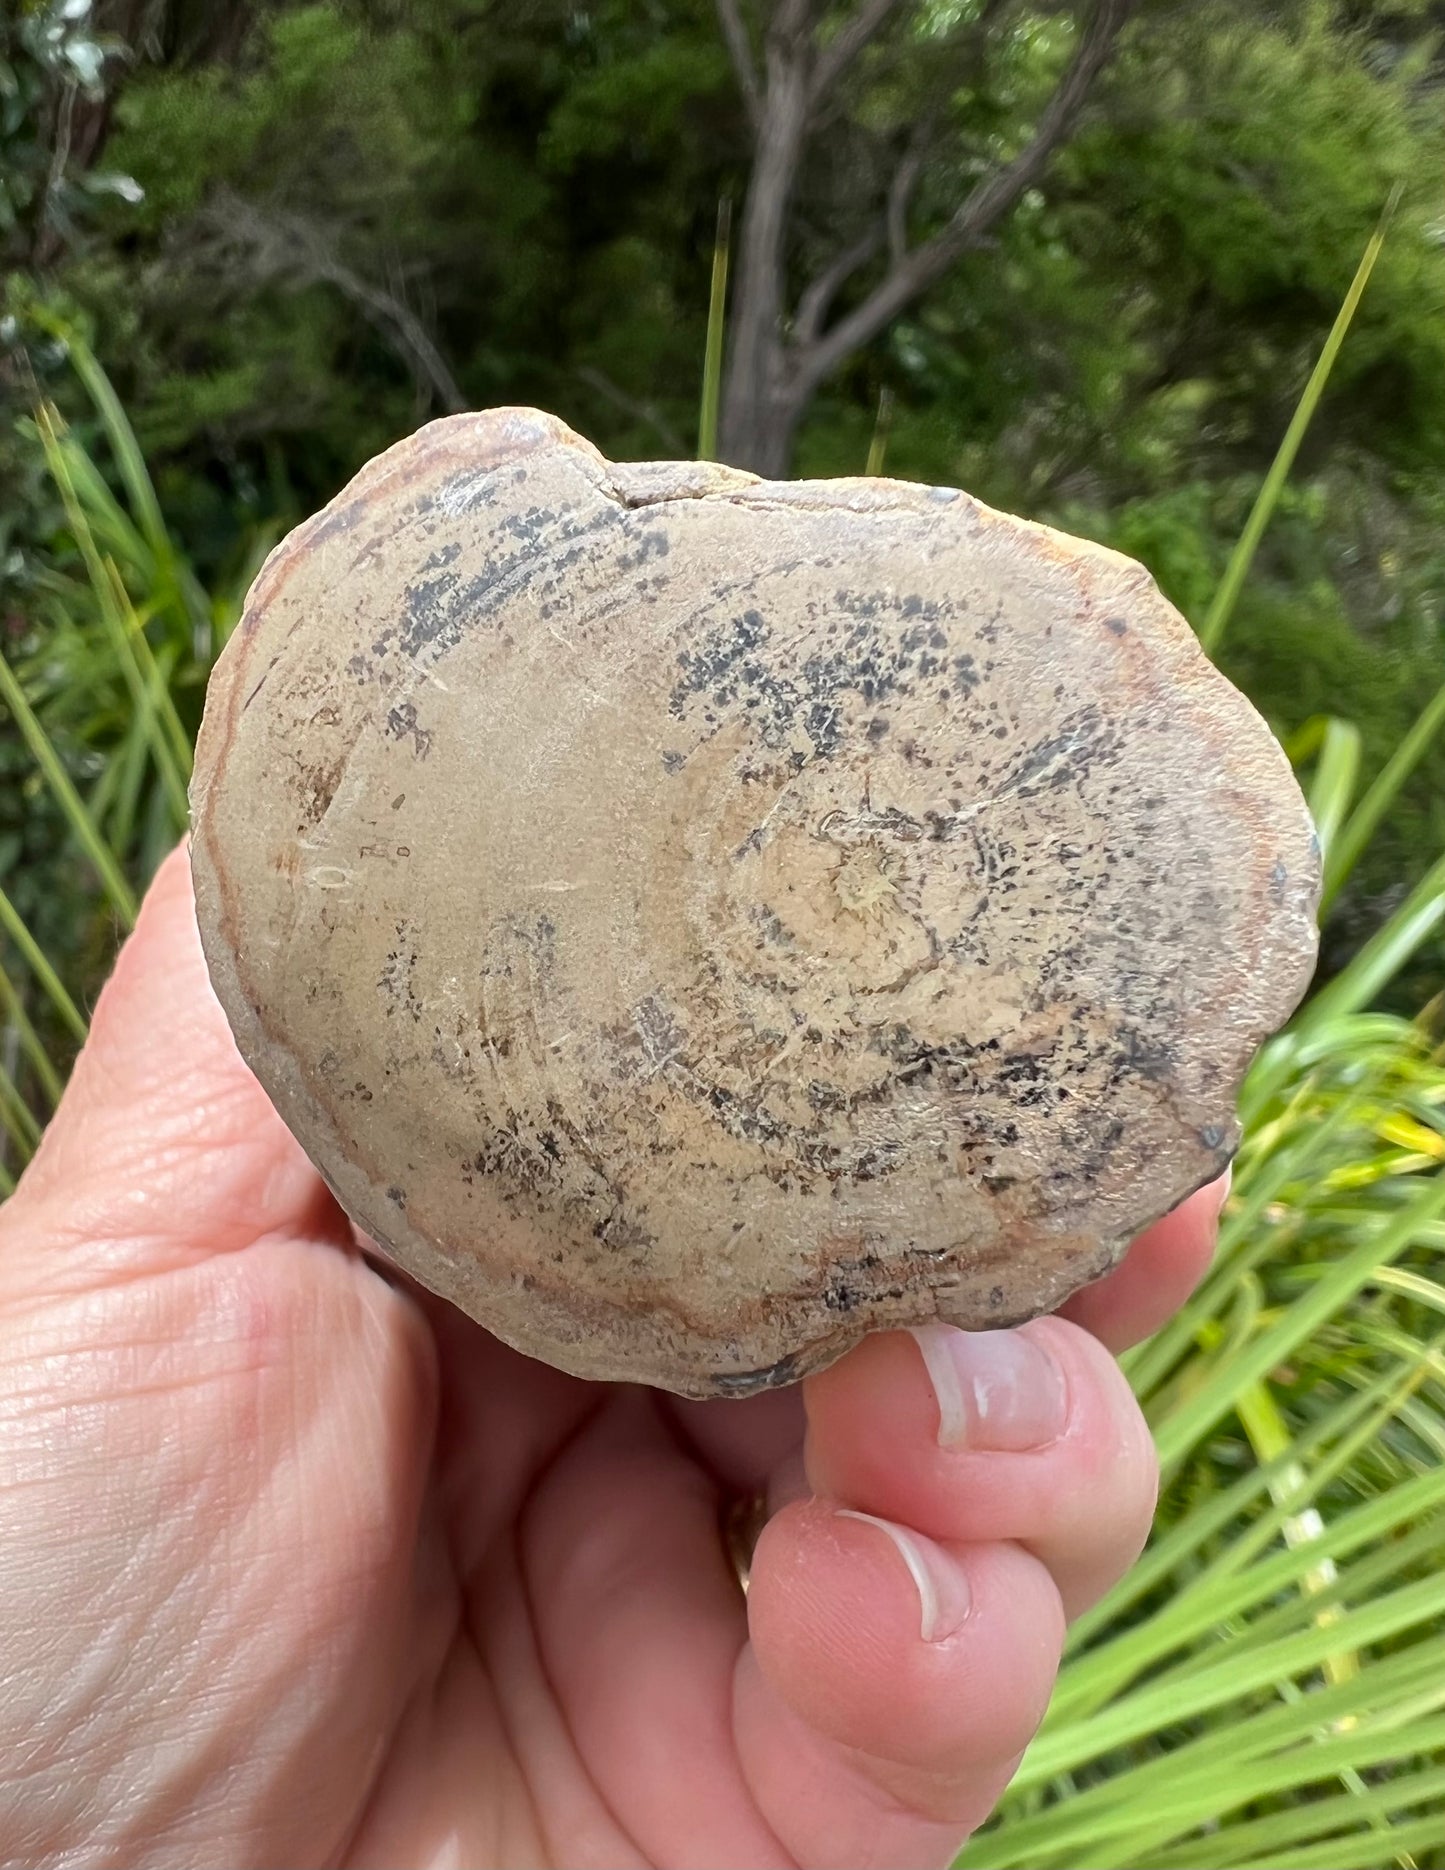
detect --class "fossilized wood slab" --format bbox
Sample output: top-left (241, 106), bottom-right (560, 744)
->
top-left (190, 408), bottom-right (1319, 1397)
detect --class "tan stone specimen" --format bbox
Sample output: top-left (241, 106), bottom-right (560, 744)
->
top-left (189, 408), bottom-right (1319, 1398)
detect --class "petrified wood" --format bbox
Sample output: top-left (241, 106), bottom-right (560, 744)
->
top-left (190, 409), bottom-right (1319, 1397)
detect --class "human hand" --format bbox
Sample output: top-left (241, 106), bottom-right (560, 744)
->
top-left (0, 845), bottom-right (1222, 1870)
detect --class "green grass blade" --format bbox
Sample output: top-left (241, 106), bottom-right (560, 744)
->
top-left (1298, 849), bottom-right (1445, 1030)
top-left (1303, 716), bottom-right (1362, 871)
top-left (0, 1054), bottom-right (41, 1154)
top-left (30, 334), bottom-right (212, 639)
top-left (0, 883), bottom-right (88, 1044)
top-left (1058, 1348), bottom-right (1435, 1701)
top-left (1199, 191), bottom-right (1398, 657)
top-left (978, 1677), bottom-right (1445, 1866)
top-left (37, 406), bottom-right (193, 823)
top-left (1062, 1377), bottom-right (1378, 1663)
top-left (103, 674), bottom-right (165, 857)
top-left (51, 424), bottom-right (157, 583)
top-left (1073, 1755), bottom-right (1445, 1870)
top-left (100, 561), bottom-right (194, 789)
top-left (0, 653), bottom-right (139, 926)
top-left (87, 713), bottom-right (132, 842)
top-left (1153, 1170), bottom-right (1445, 1472)
top-left (1061, 1577), bottom-right (1445, 1776)
top-left (1145, 1768), bottom-right (1445, 1868)
top-left (139, 762), bottom-right (182, 881)
top-left (60, 328), bottom-right (170, 567)
top-left (1236, 1010), bottom-right (1432, 1133)
top-left (0, 956), bottom-right (65, 1108)
top-left (1374, 1264), bottom-right (1445, 1312)
top-left (1321, 676), bottom-right (1445, 912)
top-left (698, 198), bottom-right (732, 461)
top-left (1235, 1374), bottom-right (1359, 1688)
top-left (1124, 1090), bottom-right (1363, 1400)
top-left (993, 1662), bottom-right (1445, 1858)
top-left (1283, 714), bottom-right (1328, 767)
top-left (1056, 1423), bottom-right (1445, 1731)
top-left (866, 386), bottom-right (894, 476)
top-left (1229, 1811), bottom-right (1445, 1870)
top-left (1160, 1500), bottom-right (1445, 1668)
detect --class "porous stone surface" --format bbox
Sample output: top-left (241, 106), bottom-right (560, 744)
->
top-left (190, 408), bottom-right (1319, 1397)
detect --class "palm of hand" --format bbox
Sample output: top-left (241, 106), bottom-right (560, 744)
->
top-left (0, 850), bottom-right (1217, 1870)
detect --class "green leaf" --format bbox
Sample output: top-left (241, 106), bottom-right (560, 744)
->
top-left (1151, 1175), bottom-right (1445, 1472)
top-left (866, 386), bottom-right (895, 477)
top-left (0, 881), bottom-right (87, 1044)
top-left (0, 648), bottom-right (138, 925)
top-left (698, 198), bottom-right (731, 462)
top-left (1300, 850), bottom-right (1445, 1030)
top-left (0, 953), bottom-right (65, 1109)
top-left (0, 1051), bottom-right (41, 1155)
top-left (1321, 677), bottom-right (1445, 913)
top-left (1199, 192), bottom-right (1399, 657)
top-left (1302, 716), bottom-right (1361, 872)
top-left (35, 405), bottom-right (193, 826)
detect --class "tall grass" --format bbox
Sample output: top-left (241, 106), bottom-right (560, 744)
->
top-left (2, 288), bottom-right (1444, 1866)
top-left (1198, 190), bottom-right (1400, 659)
top-left (980, 938), bottom-right (1445, 1867)
top-left (973, 200), bottom-right (1445, 1870)
top-left (697, 199), bottom-right (732, 461)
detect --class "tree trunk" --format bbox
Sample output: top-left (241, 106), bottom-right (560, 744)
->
top-left (713, 0), bottom-right (1137, 482)
top-left (717, 11), bottom-right (812, 477)
top-left (719, 335), bottom-right (806, 478)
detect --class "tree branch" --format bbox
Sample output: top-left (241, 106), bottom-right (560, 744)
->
top-left (715, 0), bottom-right (762, 130)
top-left (793, 114), bottom-right (930, 347)
top-left (809, 0), bottom-right (908, 110)
top-left (794, 0), bottom-right (1137, 395)
top-left (573, 366), bottom-right (688, 457)
top-left (886, 138), bottom-right (927, 264)
top-left (794, 222), bottom-right (884, 346)
top-left (772, 0), bottom-right (821, 46)
top-left (200, 193), bottom-right (466, 413)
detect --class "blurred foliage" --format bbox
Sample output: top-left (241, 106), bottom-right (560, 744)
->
top-left (978, 992), bottom-right (1445, 1867)
top-left (0, 0), bottom-right (139, 274)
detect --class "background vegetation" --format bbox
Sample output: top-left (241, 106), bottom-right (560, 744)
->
top-left (8, 0), bottom-right (1445, 1000)
top-left (2, 2), bottom-right (1443, 1864)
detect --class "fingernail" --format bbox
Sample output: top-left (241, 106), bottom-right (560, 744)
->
top-left (836, 1509), bottom-right (972, 1643)
top-left (907, 1324), bottom-right (1069, 1452)
top-left (1212, 1164), bottom-right (1234, 1216)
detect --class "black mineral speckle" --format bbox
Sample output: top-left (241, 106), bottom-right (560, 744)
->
top-left (384, 699), bottom-right (433, 759)
top-left (711, 1352), bottom-right (804, 1395)
top-left (669, 589), bottom-right (970, 758)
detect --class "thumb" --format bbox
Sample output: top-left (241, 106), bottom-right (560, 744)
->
top-left (2, 842), bottom-right (343, 1287)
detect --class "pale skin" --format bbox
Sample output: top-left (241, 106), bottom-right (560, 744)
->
top-left (0, 846), bottom-right (1223, 1870)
